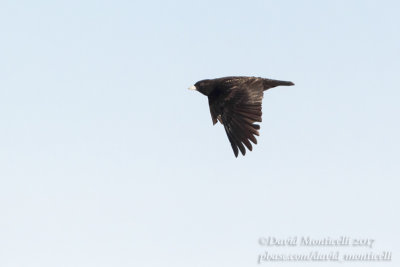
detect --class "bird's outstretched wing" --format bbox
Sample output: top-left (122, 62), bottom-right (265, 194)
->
top-left (210, 84), bottom-right (264, 157)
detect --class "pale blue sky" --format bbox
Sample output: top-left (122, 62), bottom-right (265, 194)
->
top-left (0, 1), bottom-right (399, 266)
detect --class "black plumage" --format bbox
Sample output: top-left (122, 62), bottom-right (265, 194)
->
top-left (189, 76), bottom-right (294, 157)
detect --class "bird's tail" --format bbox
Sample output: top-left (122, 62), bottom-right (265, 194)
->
top-left (262, 78), bottom-right (295, 90)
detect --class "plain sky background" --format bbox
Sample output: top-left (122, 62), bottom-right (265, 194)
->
top-left (0, 0), bottom-right (399, 266)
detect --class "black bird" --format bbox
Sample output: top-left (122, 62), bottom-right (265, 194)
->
top-left (189, 76), bottom-right (294, 157)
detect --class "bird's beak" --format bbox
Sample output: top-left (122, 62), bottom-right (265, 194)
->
top-left (188, 85), bottom-right (197, 91)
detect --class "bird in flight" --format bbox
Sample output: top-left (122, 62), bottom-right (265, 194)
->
top-left (189, 76), bottom-right (294, 157)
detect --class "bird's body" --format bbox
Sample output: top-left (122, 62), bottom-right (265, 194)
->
top-left (189, 76), bottom-right (294, 157)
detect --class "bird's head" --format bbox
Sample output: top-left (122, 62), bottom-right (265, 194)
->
top-left (188, 79), bottom-right (215, 96)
